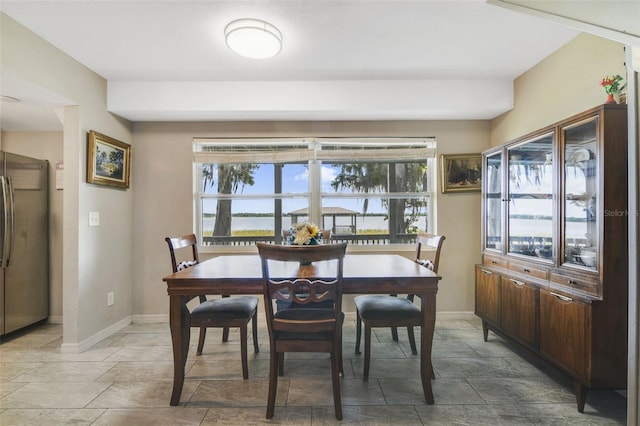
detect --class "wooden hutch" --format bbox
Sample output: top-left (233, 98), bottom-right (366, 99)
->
top-left (475, 104), bottom-right (628, 412)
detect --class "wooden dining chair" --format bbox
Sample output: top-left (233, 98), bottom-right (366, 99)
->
top-left (165, 234), bottom-right (259, 379)
top-left (354, 233), bottom-right (445, 380)
top-left (257, 242), bottom-right (348, 420)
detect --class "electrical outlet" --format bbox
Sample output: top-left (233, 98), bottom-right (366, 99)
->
top-left (107, 291), bottom-right (114, 306)
top-left (89, 211), bottom-right (100, 227)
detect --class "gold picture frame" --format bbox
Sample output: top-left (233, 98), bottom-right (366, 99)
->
top-left (87, 130), bottom-right (131, 188)
top-left (440, 153), bottom-right (481, 193)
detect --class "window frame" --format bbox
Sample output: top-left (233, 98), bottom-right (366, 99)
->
top-left (193, 137), bottom-right (436, 252)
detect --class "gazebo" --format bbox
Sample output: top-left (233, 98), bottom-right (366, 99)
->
top-left (288, 207), bottom-right (359, 235)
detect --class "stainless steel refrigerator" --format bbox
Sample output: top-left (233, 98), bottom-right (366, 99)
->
top-left (0, 151), bottom-right (49, 336)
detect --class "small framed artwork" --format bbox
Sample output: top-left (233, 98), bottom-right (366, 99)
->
top-left (87, 130), bottom-right (131, 188)
top-left (440, 153), bottom-right (482, 193)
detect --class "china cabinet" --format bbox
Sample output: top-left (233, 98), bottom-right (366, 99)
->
top-left (475, 104), bottom-right (628, 412)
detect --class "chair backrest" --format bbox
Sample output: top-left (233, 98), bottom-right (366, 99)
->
top-left (414, 233), bottom-right (446, 273)
top-left (165, 233), bottom-right (200, 273)
top-left (256, 242), bottom-right (347, 333)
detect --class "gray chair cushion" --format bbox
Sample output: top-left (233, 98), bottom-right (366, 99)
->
top-left (354, 295), bottom-right (421, 322)
top-left (191, 296), bottom-right (258, 321)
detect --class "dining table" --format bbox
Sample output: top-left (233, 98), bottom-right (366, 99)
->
top-left (163, 253), bottom-right (442, 406)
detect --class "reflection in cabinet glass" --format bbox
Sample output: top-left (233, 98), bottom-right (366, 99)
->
top-left (507, 132), bottom-right (554, 259)
top-left (484, 150), bottom-right (503, 251)
top-left (562, 117), bottom-right (598, 269)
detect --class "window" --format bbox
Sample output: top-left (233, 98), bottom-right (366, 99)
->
top-left (194, 137), bottom-right (436, 248)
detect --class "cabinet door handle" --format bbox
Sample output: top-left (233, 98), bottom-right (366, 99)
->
top-left (523, 268), bottom-right (530, 273)
top-left (510, 279), bottom-right (525, 286)
top-left (481, 269), bottom-right (492, 275)
top-left (567, 280), bottom-right (578, 286)
top-left (550, 291), bottom-right (573, 302)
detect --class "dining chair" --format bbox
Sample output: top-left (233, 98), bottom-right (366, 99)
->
top-left (354, 233), bottom-right (445, 380)
top-left (165, 234), bottom-right (259, 379)
top-left (257, 242), bottom-right (348, 420)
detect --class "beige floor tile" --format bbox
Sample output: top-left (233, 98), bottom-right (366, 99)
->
top-left (0, 408), bottom-right (105, 425)
top-left (0, 382), bottom-right (112, 408)
top-left (0, 382), bottom-right (25, 398)
top-left (91, 407), bottom-right (208, 425)
top-left (96, 361), bottom-right (186, 382)
top-left (104, 345), bottom-right (175, 362)
top-left (11, 361), bottom-right (117, 382)
top-left (0, 362), bottom-right (44, 381)
top-left (87, 381), bottom-right (200, 408)
top-left (186, 379), bottom-right (284, 407)
top-left (313, 404), bottom-right (423, 425)
top-left (0, 321), bottom-right (627, 425)
top-left (201, 406), bottom-right (311, 425)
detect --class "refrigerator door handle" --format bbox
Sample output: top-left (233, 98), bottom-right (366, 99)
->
top-left (5, 177), bottom-right (14, 267)
top-left (0, 176), bottom-right (8, 268)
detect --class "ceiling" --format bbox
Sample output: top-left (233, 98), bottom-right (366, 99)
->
top-left (0, 0), bottom-right (580, 131)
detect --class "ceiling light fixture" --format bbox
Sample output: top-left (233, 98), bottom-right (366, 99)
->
top-left (0, 95), bottom-right (21, 103)
top-left (224, 18), bottom-right (282, 59)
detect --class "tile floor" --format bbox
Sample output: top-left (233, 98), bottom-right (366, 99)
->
top-left (0, 315), bottom-right (627, 425)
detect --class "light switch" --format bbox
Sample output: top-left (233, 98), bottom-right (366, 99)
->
top-left (89, 211), bottom-right (100, 227)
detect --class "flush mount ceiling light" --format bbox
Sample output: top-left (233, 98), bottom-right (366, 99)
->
top-left (0, 95), bottom-right (21, 103)
top-left (224, 18), bottom-right (282, 59)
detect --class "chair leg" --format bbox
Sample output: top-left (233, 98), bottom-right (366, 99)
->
top-left (355, 312), bottom-right (362, 355)
top-left (339, 328), bottom-right (344, 376)
top-left (222, 327), bottom-right (230, 342)
top-left (266, 348), bottom-right (279, 419)
top-left (363, 324), bottom-right (372, 381)
top-left (331, 347), bottom-right (343, 420)
top-left (252, 311), bottom-right (259, 353)
top-left (391, 326), bottom-right (399, 342)
top-left (240, 324), bottom-right (249, 379)
top-left (407, 326), bottom-right (418, 355)
top-left (278, 352), bottom-right (285, 376)
top-left (196, 327), bottom-right (207, 355)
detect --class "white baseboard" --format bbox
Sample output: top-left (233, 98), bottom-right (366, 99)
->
top-left (436, 311), bottom-right (476, 321)
top-left (130, 314), bottom-right (168, 323)
top-left (47, 315), bottom-right (63, 324)
top-left (60, 316), bottom-right (131, 354)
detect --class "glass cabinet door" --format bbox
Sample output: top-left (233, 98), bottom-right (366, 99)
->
top-left (562, 117), bottom-right (598, 269)
top-left (506, 133), bottom-right (554, 259)
top-left (484, 150), bottom-right (503, 251)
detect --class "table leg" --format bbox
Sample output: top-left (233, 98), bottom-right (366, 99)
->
top-left (421, 292), bottom-right (437, 404)
top-left (170, 295), bottom-right (191, 406)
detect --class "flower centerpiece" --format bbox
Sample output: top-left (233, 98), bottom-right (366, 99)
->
top-left (600, 75), bottom-right (624, 104)
top-left (287, 222), bottom-right (322, 245)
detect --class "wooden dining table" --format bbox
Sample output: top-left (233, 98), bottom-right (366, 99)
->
top-left (163, 253), bottom-right (441, 406)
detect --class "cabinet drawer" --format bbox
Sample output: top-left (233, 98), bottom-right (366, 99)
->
top-left (509, 262), bottom-right (548, 280)
top-left (483, 254), bottom-right (507, 269)
top-left (550, 273), bottom-right (599, 297)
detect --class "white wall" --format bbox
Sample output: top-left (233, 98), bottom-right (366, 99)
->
top-left (131, 120), bottom-right (490, 316)
top-left (0, 131), bottom-right (64, 321)
top-left (1, 13), bottom-right (134, 349)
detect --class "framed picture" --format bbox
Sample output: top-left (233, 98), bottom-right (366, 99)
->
top-left (87, 130), bottom-right (131, 188)
top-left (440, 153), bottom-right (482, 193)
